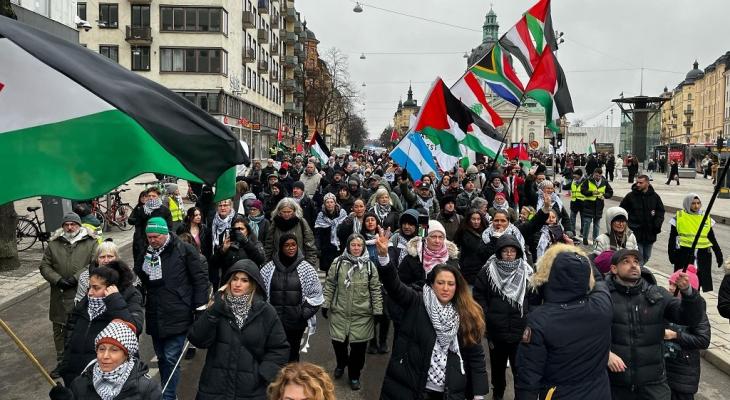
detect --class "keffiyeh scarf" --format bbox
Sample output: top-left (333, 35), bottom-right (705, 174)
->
top-left (142, 197), bottom-right (162, 216)
top-left (417, 196), bottom-right (434, 213)
top-left (536, 225), bottom-right (553, 260)
top-left (87, 296), bottom-right (107, 320)
top-left (211, 212), bottom-right (234, 248)
top-left (492, 200), bottom-right (509, 211)
top-left (141, 235), bottom-right (170, 281)
top-left (314, 207), bottom-right (348, 248)
top-left (482, 224), bottom-right (526, 251)
top-left (536, 190), bottom-right (563, 212)
top-left (423, 285), bottom-right (463, 391)
top-left (225, 293), bottom-right (252, 328)
top-left (342, 250), bottom-right (372, 288)
top-left (487, 256), bottom-right (533, 316)
top-left (373, 203), bottom-right (392, 224)
top-left (92, 359), bottom-right (135, 400)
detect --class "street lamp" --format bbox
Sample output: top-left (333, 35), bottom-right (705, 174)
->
top-left (353, 2), bottom-right (363, 13)
top-left (360, 53), bottom-right (366, 60)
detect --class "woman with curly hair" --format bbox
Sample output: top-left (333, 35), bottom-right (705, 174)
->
top-left (267, 362), bottom-right (335, 400)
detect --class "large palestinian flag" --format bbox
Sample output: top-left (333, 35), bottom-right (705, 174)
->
top-left (451, 72), bottom-right (505, 161)
top-left (0, 16), bottom-right (247, 204)
top-left (524, 50), bottom-right (571, 133)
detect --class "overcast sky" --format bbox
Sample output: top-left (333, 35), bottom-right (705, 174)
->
top-left (296, 0), bottom-right (729, 138)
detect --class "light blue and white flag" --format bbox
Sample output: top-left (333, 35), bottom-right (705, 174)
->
top-left (390, 132), bottom-right (440, 179)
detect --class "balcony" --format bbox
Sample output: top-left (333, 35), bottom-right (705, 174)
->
top-left (258, 60), bottom-right (269, 73)
top-left (683, 121), bottom-right (693, 127)
top-left (271, 15), bottom-right (280, 29)
top-left (271, 41), bottom-right (279, 55)
top-left (294, 43), bottom-right (304, 57)
top-left (294, 20), bottom-right (302, 33)
top-left (242, 46), bottom-right (256, 63)
top-left (684, 108), bottom-right (694, 115)
top-left (257, 29), bottom-right (269, 44)
top-left (282, 79), bottom-right (296, 91)
top-left (284, 102), bottom-right (302, 116)
top-left (242, 11), bottom-right (255, 28)
top-left (294, 84), bottom-right (304, 98)
top-left (284, 31), bottom-right (297, 44)
top-left (284, 55), bottom-right (298, 67)
top-left (293, 65), bottom-right (303, 78)
top-left (258, 0), bottom-right (270, 14)
top-left (125, 26), bottom-right (152, 44)
top-left (285, 7), bottom-right (297, 22)
top-left (271, 70), bottom-right (279, 82)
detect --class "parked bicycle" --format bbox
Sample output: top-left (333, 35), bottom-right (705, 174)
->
top-left (16, 204), bottom-right (50, 252)
top-left (90, 188), bottom-right (134, 231)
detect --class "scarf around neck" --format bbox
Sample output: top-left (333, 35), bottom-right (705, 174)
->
top-left (315, 207), bottom-right (348, 248)
top-left (87, 296), bottom-right (107, 320)
top-left (373, 203), bottom-right (391, 223)
top-left (212, 212), bottom-right (234, 248)
top-left (536, 191), bottom-right (563, 212)
top-left (247, 214), bottom-right (264, 238)
top-left (492, 200), bottom-right (509, 211)
top-left (487, 256), bottom-right (533, 316)
top-left (142, 235), bottom-right (170, 281)
top-left (342, 250), bottom-right (372, 288)
top-left (418, 241), bottom-right (449, 274)
top-left (491, 182), bottom-right (504, 192)
top-left (92, 359), bottom-right (135, 400)
top-left (143, 197), bottom-right (162, 215)
top-left (225, 292), bottom-right (252, 328)
top-left (423, 285), bottom-right (463, 390)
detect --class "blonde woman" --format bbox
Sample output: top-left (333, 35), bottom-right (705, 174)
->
top-left (189, 259), bottom-right (289, 400)
top-left (267, 362), bottom-right (336, 400)
top-left (75, 240), bottom-right (122, 303)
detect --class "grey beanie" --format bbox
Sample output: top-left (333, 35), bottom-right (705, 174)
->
top-left (62, 212), bottom-right (82, 225)
top-left (165, 183), bottom-right (179, 195)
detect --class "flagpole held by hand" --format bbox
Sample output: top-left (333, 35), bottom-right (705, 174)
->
top-left (0, 318), bottom-right (57, 386)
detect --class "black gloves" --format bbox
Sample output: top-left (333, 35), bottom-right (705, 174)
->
top-left (321, 308), bottom-right (328, 319)
top-left (208, 295), bottom-right (228, 318)
top-left (49, 383), bottom-right (74, 400)
top-left (56, 277), bottom-right (78, 290)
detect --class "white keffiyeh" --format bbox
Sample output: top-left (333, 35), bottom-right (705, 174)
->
top-left (423, 285), bottom-right (463, 391)
top-left (482, 224), bottom-right (526, 253)
top-left (211, 212), bottom-right (234, 248)
top-left (314, 207), bottom-right (348, 248)
top-left (142, 197), bottom-right (162, 216)
top-left (141, 235), bottom-right (170, 281)
top-left (91, 359), bottom-right (134, 400)
top-left (536, 190), bottom-right (563, 212)
top-left (87, 296), bottom-right (107, 320)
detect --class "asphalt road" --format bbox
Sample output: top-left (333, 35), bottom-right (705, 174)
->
top-left (3, 208), bottom-right (730, 399)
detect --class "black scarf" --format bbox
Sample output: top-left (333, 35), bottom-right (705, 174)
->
top-left (273, 215), bottom-right (300, 232)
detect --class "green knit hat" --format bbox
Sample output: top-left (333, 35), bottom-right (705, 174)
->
top-left (145, 217), bottom-right (169, 234)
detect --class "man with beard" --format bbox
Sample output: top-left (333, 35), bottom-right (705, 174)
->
top-left (39, 212), bottom-right (99, 379)
top-left (291, 181), bottom-right (316, 229)
top-left (619, 175), bottom-right (665, 263)
top-left (436, 196), bottom-right (462, 241)
top-left (299, 162), bottom-right (322, 199)
top-left (456, 177), bottom-right (482, 216)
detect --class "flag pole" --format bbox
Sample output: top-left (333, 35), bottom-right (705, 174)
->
top-left (0, 318), bottom-right (57, 387)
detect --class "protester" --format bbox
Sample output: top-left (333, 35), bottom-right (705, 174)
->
top-left (260, 234), bottom-right (324, 362)
top-left (374, 231), bottom-right (489, 400)
top-left (39, 212), bottom-right (99, 379)
top-left (210, 215), bottom-right (266, 276)
top-left (453, 209), bottom-right (490, 285)
top-left (580, 167), bottom-right (613, 245)
top-left (720, 267), bottom-right (730, 320)
top-left (336, 198), bottom-right (367, 246)
top-left (456, 177), bottom-right (482, 215)
top-left (49, 320), bottom-right (161, 400)
top-left (266, 362), bottom-right (336, 400)
top-left (189, 260), bottom-right (289, 400)
top-left (246, 199), bottom-right (270, 245)
top-left (668, 193), bottom-right (723, 292)
top-left (534, 208), bottom-right (575, 260)
top-left (300, 162), bottom-right (323, 198)
top-left (400, 177), bottom-right (440, 218)
top-left (291, 181), bottom-right (317, 229)
top-left (593, 206), bottom-right (638, 255)
top-left (436, 195), bottom-right (462, 241)
top-left (370, 187), bottom-right (400, 232)
top-left (129, 187), bottom-right (173, 265)
top-left (263, 198), bottom-right (318, 267)
top-left (205, 199), bottom-right (235, 289)
top-left (74, 240), bottom-right (120, 304)
top-left (322, 234), bottom-right (383, 390)
top-left (483, 173), bottom-right (506, 206)
top-left (176, 207), bottom-right (208, 253)
top-left (619, 175), bottom-right (665, 263)
top-left (569, 169), bottom-right (585, 235)
top-left (515, 244), bottom-right (612, 400)
top-left (314, 193), bottom-right (349, 273)
top-left (398, 220), bottom-right (460, 291)
top-left (606, 249), bottom-right (705, 399)
top-left (134, 217), bottom-right (208, 400)
top-left (163, 183), bottom-right (185, 232)
top-left (488, 192), bottom-right (518, 223)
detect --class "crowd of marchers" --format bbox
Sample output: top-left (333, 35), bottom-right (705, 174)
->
top-left (37, 149), bottom-right (730, 400)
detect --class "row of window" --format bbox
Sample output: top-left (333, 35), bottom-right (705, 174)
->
top-left (244, 66), bottom-right (281, 104)
top-left (97, 46), bottom-right (226, 75)
top-left (99, 45), bottom-right (151, 71)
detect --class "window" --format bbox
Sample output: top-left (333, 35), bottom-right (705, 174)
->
top-left (77, 2), bottom-right (86, 21)
top-left (131, 46), bottom-right (150, 71)
top-left (177, 92), bottom-right (220, 113)
top-left (98, 4), bottom-right (118, 28)
top-left (131, 5), bottom-right (150, 28)
top-left (99, 45), bottom-right (118, 62)
top-left (160, 48), bottom-right (227, 74)
top-left (160, 7), bottom-right (228, 33)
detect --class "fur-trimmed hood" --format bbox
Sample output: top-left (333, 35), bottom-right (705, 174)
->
top-left (405, 236), bottom-right (459, 259)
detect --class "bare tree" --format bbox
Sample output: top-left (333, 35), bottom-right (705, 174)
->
top-left (378, 125), bottom-right (395, 147)
top-left (346, 115), bottom-right (368, 149)
top-left (571, 118), bottom-right (585, 127)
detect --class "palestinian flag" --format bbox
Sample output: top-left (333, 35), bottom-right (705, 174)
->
top-left (470, 43), bottom-right (525, 106)
top-left (451, 72), bottom-right (505, 161)
top-left (0, 16), bottom-right (247, 205)
top-left (309, 131), bottom-right (330, 163)
top-left (505, 139), bottom-right (531, 163)
top-left (588, 138), bottom-right (597, 154)
top-left (524, 50), bottom-right (572, 133)
top-left (413, 78), bottom-right (485, 158)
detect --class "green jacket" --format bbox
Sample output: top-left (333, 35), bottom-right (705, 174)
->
top-left (323, 255), bottom-right (383, 343)
top-left (39, 228), bottom-right (98, 324)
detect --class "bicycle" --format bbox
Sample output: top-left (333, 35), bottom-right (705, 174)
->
top-left (16, 205), bottom-right (51, 252)
top-left (91, 189), bottom-right (134, 231)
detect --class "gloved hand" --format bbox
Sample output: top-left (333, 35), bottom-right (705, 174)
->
top-left (321, 308), bottom-right (328, 319)
top-left (208, 295), bottom-right (227, 318)
top-left (49, 383), bottom-right (74, 400)
top-left (57, 277), bottom-right (78, 290)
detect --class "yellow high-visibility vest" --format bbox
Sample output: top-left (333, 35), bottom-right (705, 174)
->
top-left (675, 210), bottom-right (712, 248)
top-left (582, 180), bottom-right (606, 202)
top-left (571, 180), bottom-right (585, 202)
top-left (168, 197), bottom-right (183, 222)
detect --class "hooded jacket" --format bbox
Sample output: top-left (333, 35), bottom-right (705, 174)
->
top-left (68, 359), bottom-right (161, 400)
top-left (189, 260), bottom-right (290, 400)
top-left (593, 207), bottom-right (638, 255)
top-left (515, 248), bottom-right (612, 400)
top-left (619, 183), bottom-right (665, 243)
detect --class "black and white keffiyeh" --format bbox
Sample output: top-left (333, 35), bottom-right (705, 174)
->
top-left (536, 190), bottom-right (563, 212)
top-left (87, 296), bottom-right (107, 320)
top-left (142, 197), bottom-right (162, 215)
top-left (225, 293), bottom-right (252, 328)
top-left (211, 212), bottom-right (234, 248)
top-left (486, 256), bottom-right (533, 316)
top-left (372, 203), bottom-right (391, 223)
top-left (423, 285), bottom-right (462, 391)
top-left (482, 224), bottom-right (525, 251)
top-left (342, 250), bottom-right (372, 289)
top-left (91, 360), bottom-right (134, 400)
top-left (417, 196), bottom-right (434, 212)
top-left (314, 207), bottom-right (348, 248)
top-left (141, 235), bottom-right (170, 281)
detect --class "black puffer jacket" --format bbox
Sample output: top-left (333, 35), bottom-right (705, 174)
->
top-left (377, 257), bottom-right (488, 399)
top-left (68, 360), bottom-right (161, 400)
top-left (134, 236), bottom-right (209, 338)
top-left (60, 286), bottom-right (144, 385)
top-left (619, 184), bottom-right (665, 244)
top-left (664, 314), bottom-right (711, 394)
top-left (605, 269), bottom-right (705, 388)
top-left (189, 261), bottom-right (289, 400)
top-left (453, 228), bottom-right (489, 285)
top-left (263, 252), bottom-right (321, 330)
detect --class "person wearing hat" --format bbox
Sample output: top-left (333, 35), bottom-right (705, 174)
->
top-left (40, 211), bottom-right (99, 379)
top-left (456, 177), bottom-right (481, 216)
top-left (369, 187), bottom-right (400, 233)
top-left (399, 175), bottom-right (440, 219)
top-left (163, 183), bottom-right (185, 232)
top-left (515, 244), bottom-right (612, 400)
top-left (605, 249), bottom-right (705, 400)
top-left (488, 192), bottom-right (518, 223)
top-left (348, 175), bottom-right (368, 201)
top-left (263, 182), bottom-right (288, 218)
top-left (291, 180), bottom-right (317, 229)
top-left (593, 206), bottom-right (638, 256)
top-left (189, 260), bottom-right (289, 399)
top-left (134, 217), bottom-right (208, 400)
top-left (278, 167), bottom-right (294, 195)
top-left (663, 265), bottom-right (710, 400)
top-left (245, 199), bottom-right (270, 246)
top-left (50, 319), bottom-right (162, 400)
top-left (397, 220), bottom-right (459, 292)
top-left (436, 195), bottom-right (462, 241)
top-left (129, 187), bottom-right (173, 266)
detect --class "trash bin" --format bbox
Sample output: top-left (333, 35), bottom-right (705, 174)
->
top-left (40, 196), bottom-right (72, 232)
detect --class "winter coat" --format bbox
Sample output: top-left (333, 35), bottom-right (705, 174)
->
top-left (245, 217), bottom-right (270, 248)
top-left (593, 207), bottom-right (639, 255)
top-left (263, 216), bottom-right (318, 267)
top-left (453, 228), bottom-right (489, 285)
top-left (296, 195), bottom-right (317, 231)
top-left (300, 172), bottom-right (322, 198)
top-left (134, 235), bottom-right (209, 338)
top-left (209, 234), bottom-right (266, 276)
top-left (664, 313), bottom-right (711, 394)
top-left (580, 177), bottom-right (613, 218)
top-left (482, 186), bottom-right (506, 208)
top-left (719, 273), bottom-right (730, 319)
top-left (436, 212), bottom-right (462, 241)
top-left (336, 215), bottom-right (363, 249)
top-left (323, 255), bottom-right (383, 342)
top-left (398, 237), bottom-right (460, 292)
top-left (366, 181), bottom-right (404, 213)
top-left (370, 207), bottom-right (400, 233)
top-left (455, 190), bottom-right (481, 215)
top-left (39, 229), bottom-right (99, 324)
top-left (314, 222), bottom-right (341, 272)
top-left (60, 286), bottom-right (144, 385)
top-left (263, 252), bottom-right (321, 330)
top-left (619, 184), bottom-right (665, 244)
top-left (67, 360), bottom-right (161, 400)
top-left (189, 262), bottom-right (289, 400)
top-left (336, 194), bottom-right (355, 214)
top-left (400, 182), bottom-right (440, 218)
top-left (377, 257), bottom-right (489, 400)
top-left (515, 251), bottom-right (613, 400)
top-left (129, 206), bottom-right (173, 263)
top-left (605, 270), bottom-right (705, 387)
